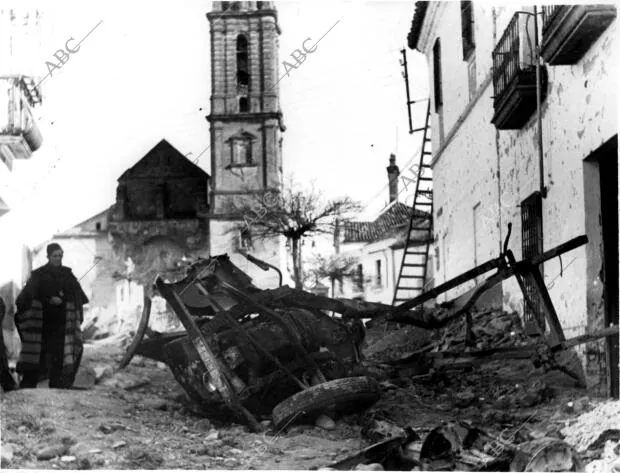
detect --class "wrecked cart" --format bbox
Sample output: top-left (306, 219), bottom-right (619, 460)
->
top-left (118, 253), bottom-right (388, 432)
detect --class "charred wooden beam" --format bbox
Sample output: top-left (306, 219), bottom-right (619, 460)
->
top-left (515, 235), bottom-right (588, 270)
top-left (390, 257), bottom-right (504, 316)
top-left (523, 264), bottom-right (566, 343)
top-left (389, 234), bottom-right (587, 319)
top-left (551, 325), bottom-right (619, 352)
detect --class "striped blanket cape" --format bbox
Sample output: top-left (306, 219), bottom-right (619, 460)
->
top-left (15, 299), bottom-right (83, 378)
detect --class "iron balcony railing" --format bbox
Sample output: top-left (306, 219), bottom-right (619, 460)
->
top-left (492, 12), bottom-right (537, 106)
top-left (492, 13), bottom-right (521, 105)
top-left (542, 5), bottom-right (563, 32)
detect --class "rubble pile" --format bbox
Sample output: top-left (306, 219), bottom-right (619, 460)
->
top-left (561, 399), bottom-right (620, 463)
top-left (343, 307), bottom-right (616, 471)
top-left (428, 308), bottom-right (528, 352)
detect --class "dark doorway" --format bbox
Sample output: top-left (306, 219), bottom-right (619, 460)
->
top-left (599, 136), bottom-right (619, 398)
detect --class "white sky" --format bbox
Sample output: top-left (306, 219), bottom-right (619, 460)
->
top-left (0, 0), bottom-right (429, 248)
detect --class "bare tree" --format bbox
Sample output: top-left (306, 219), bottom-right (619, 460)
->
top-left (226, 177), bottom-right (361, 289)
top-left (310, 254), bottom-right (360, 298)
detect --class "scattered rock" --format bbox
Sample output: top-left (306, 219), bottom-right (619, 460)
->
top-left (223, 458), bottom-right (238, 468)
top-left (143, 399), bottom-right (168, 411)
top-left (573, 396), bottom-right (590, 415)
top-left (60, 455), bottom-right (77, 463)
top-left (492, 395), bottom-right (512, 410)
top-left (361, 419), bottom-right (406, 443)
top-left (88, 449), bottom-right (103, 454)
top-left (204, 430), bottom-right (219, 441)
top-left (454, 390), bottom-right (476, 408)
top-left (1, 443), bottom-right (15, 467)
top-left (315, 414), bottom-right (336, 431)
top-left (355, 463), bottom-right (384, 471)
top-left (101, 373), bottom-right (150, 391)
top-left (482, 409), bottom-right (516, 425)
top-left (195, 418), bottom-right (213, 431)
top-left (36, 444), bottom-right (68, 460)
top-left (112, 441), bottom-right (127, 449)
top-left (99, 423), bottom-right (125, 434)
top-left (519, 391), bottom-right (541, 408)
top-left (260, 420), bottom-right (272, 429)
top-left (73, 365), bottom-right (97, 389)
top-left (124, 448), bottom-right (164, 468)
top-left (93, 365), bottom-right (114, 383)
top-left (156, 362), bottom-right (167, 370)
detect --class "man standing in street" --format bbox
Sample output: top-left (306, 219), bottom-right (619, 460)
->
top-left (15, 243), bottom-right (88, 389)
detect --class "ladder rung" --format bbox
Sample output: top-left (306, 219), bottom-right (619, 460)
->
top-left (411, 127), bottom-right (426, 133)
top-left (399, 276), bottom-right (425, 280)
top-left (421, 164), bottom-right (432, 168)
top-left (419, 177), bottom-right (432, 181)
top-left (423, 151), bottom-right (432, 155)
top-left (403, 263), bottom-right (426, 267)
top-left (405, 251), bottom-right (427, 255)
top-left (415, 202), bottom-right (433, 206)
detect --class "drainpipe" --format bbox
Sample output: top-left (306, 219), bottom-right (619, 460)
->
top-left (534, 6), bottom-right (547, 198)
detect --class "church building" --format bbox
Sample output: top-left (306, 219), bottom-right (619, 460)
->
top-left (33, 1), bottom-right (288, 333)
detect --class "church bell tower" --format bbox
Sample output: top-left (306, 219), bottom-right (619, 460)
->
top-left (206, 1), bottom-right (285, 286)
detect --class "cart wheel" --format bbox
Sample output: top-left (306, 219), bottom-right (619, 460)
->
top-left (272, 376), bottom-right (380, 429)
top-left (117, 296), bottom-right (152, 370)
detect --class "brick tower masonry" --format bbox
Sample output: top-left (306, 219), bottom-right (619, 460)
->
top-left (206, 1), bottom-right (286, 288)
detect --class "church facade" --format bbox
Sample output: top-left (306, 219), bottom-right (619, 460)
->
top-left (36, 1), bottom-right (288, 328)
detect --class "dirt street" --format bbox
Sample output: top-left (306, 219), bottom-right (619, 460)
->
top-left (2, 316), bottom-right (619, 471)
top-left (1, 337), bottom-right (364, 470)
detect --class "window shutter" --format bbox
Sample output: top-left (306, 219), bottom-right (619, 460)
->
top-left (461, 1), bottom-right (475, 59)
top-left (433, 39), bottom-right (443, 111)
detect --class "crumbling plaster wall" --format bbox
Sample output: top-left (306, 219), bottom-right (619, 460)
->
top-left (498, 19), bottom-right (617, 344)
top-left (427, 3), bottom-right (617, 350)
top-left (428, 1), bottom-right (502, 302)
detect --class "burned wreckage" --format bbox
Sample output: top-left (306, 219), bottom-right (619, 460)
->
top-left (119, 253), bottom-right (381, 431)
top-left (117, 225), bottom-right (617, 471)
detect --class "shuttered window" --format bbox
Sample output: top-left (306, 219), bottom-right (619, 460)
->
top-left (461, 1), bottom-right (475, 59)
top-left (433, 39), bottom-right (443, 112)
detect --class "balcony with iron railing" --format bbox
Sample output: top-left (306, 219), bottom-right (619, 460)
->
top-left (541, 4), bottom-right (617, 65)
top-left (0, 76), bottom-right (43, 167)
top-left (491, 12), bottom-right (548, 130)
